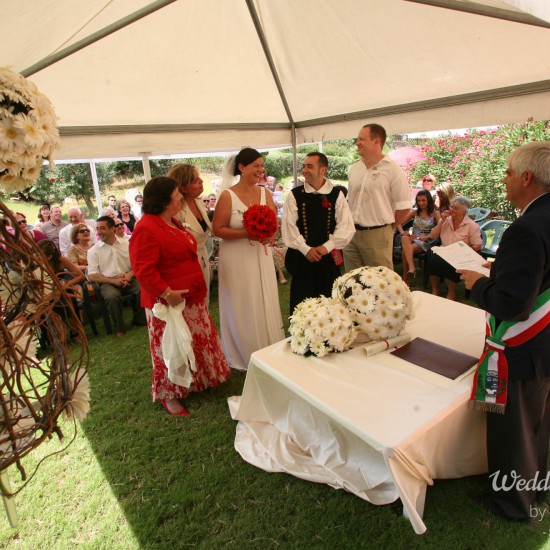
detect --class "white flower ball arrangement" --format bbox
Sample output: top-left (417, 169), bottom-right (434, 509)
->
top-left (332, 266), bottom-right (414, 341)
top-left (289, 296), bottom-right (357, 357)
top-left (0, 67), bottom-right (60, 193)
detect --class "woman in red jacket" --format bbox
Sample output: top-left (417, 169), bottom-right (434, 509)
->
top-left (130, 176), bottom-right (230, 416)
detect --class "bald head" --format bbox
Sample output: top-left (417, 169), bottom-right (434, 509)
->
top-left (68, 207), bottom-right (84, 225)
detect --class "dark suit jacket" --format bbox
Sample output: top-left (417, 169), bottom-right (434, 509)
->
top-left (471, 192), bottom-right (550, 380)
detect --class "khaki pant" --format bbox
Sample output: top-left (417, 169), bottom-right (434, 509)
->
top-left (343, 225), bottom-right (393, 271)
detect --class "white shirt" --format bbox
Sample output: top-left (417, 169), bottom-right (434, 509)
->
top-left (59, 223), bottom-right (97, 256)
top-left (282, 179), bottom-right (355, 257)
top-left (347, 156), bottom-right (411, 227)
top-left (87, 237), bottom-right (132, 278)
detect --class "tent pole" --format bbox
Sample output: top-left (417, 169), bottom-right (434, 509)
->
top-left (90, 160), bottom-right (102, 217)
top-left (245, 0), bottom-right (295, 127)
top-left (22, 0), bottom-right (178, 77)
top-left (405, 0), bottom-right (550, 29)
top-left (141, 153), bottom-right (152, 183)
top-left (291, 125), bottom-right (298, 188)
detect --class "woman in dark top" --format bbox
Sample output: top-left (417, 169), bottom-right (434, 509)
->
top-left (118, 199), bottom-right (136, 232)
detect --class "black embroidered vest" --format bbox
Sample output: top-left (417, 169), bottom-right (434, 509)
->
top-left (291, 185), bottom-right (339, 247)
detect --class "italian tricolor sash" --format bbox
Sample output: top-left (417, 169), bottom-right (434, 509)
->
top-left (470, 287), bottom-right (550, 414)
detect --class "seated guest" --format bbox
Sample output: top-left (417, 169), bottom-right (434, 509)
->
top-left (34, 203), bottom-right (51, 230)
top-left (38, 239), bottom-right (85, 344)
top-left (40, 205), bottom-right (68, 250)
top-left (87, 216), bottom-right (146, 337)
top-left (118, 199), bottom-right (136, 233)
top-left (59, 207), bottom-right (96, 256)
top-left (426, 196), bottom-right (482, 300)
top-left (208, 194), bottom-right (217, 212)
top-left (397, 190), bottom-right (441, 284)
top-left (129, 176), bottom-right (231, 416)
top-left (417, 173), bottom-right (437, 192)
top-left (12, 212), bottom-right (46, 244)
top-left (131, 194), bottom-right (143, 220)
top-left (107, 195), bottom-right (118, 210)
top-left (434, 182), bottom-right (456, 214)
top-left (114, 218), bottom-right (131, 241)
top-left (66, 223), bottom-right (93, 272)
top-left (102, 206), bottom-right (117, 219)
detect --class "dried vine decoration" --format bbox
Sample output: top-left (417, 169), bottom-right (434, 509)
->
top-left (0, 203), bottom-right (90, 483)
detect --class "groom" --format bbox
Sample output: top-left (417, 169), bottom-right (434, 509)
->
top-left (459, 141), bottom-right (550, 521)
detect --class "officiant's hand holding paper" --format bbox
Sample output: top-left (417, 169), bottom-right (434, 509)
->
top-left (457, 268), bottom-right (489, 289)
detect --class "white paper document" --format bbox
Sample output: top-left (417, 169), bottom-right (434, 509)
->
top-left (431, 241), bottom-right (490, 276)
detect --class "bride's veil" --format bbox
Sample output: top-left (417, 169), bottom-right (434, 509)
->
top-left (218, 154), bottom-right (238, 195)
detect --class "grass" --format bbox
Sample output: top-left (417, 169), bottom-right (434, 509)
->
top-left (1, 268), bottom-right (549, 549)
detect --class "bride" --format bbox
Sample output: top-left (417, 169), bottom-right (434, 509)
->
top-left (213, 148), bottom-right (285, 371)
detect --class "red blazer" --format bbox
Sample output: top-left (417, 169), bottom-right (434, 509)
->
top-left (130, 214), bottom-right (206, 309)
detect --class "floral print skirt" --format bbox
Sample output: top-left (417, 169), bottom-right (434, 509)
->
top-left (147, 299), bottom-right (231, 401)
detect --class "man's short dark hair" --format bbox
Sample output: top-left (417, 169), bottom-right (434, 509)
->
top-left (305, 152), bottom-right (328, 169)
top-left (362, 123), bottom-right (387, 147)
top-left (96, 216), bottom-right (115, 228)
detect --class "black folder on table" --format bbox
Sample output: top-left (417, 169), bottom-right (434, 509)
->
top-left (390, 337), bottom-right (479, 380)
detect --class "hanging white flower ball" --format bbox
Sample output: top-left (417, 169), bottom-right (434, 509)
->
top-left (0, 67), bottom-right (61, 193)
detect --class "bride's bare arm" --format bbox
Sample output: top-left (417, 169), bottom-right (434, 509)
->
top-left (212, 190), bottom-right (249, 240)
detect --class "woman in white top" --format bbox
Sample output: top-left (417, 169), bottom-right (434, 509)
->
top-left (168, 164), bottom-right (213, 304)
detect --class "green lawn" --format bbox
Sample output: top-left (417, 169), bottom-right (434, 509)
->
top-left (1, 268), bottom-right (549, 549)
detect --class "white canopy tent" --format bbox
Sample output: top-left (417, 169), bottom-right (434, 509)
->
top-left (2, 0), bottom-right (550, 161)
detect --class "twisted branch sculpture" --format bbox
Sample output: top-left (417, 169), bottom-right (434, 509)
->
top-left (0, 203), bottom-right (89, 482)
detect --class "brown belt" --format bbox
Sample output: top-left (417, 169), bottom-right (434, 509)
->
top-left (354, 223), bottom-right (389, 231)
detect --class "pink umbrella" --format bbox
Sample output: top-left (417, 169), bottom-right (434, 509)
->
top-left (388, 146), bottom-right (426, 168)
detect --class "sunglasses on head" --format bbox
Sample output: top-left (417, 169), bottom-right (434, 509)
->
top-left (78, 228), bottom-right (90, 234)
top-left (115, 223), bottom-right (124, 228)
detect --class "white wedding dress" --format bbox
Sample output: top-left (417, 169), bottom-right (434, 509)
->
top-left (218, 187), bottom-right (285, 370)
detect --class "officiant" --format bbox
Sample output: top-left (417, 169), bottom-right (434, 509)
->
top-left (459, 141), bottom-right (550, 522)
top-left (425, 196), bottom-right (482, 300)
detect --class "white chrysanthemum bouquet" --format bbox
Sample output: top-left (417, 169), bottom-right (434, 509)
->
top-left (289, 296), bottom-right (357, 357)
top-left (332, 266), bottom-right (414, 341)
top-left (0, 67), bottom-right (60, 193)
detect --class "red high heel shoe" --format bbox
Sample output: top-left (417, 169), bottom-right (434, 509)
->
top-left (161, 399), bottom-right (189, 417)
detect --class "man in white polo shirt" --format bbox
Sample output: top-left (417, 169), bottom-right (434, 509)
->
top-left (344, 123), bottom-right (412, 271)
top-left (87, 216), bottom-right (145, 336)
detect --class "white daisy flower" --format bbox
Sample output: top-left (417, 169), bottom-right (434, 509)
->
top-left (13, 113), bottom-right (45, 149)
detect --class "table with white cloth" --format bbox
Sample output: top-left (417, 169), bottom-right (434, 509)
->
top-left (228, 291), bottom-right (488, 535)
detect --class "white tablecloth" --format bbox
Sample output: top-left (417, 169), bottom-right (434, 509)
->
top-left (229, 291), bottom-right (488, 534)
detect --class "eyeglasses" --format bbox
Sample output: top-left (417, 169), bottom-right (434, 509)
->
top-left (423, 178), bottom-right (433, 183)
top-left (78, 229), bottom-right (90, 234)
top-left (115, 223), bottom-right (124, 228)
top-left (17, 219), bottom-right (27, 225)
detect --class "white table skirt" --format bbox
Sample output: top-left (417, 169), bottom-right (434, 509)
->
top-left (229, 291), bottom-right (488, 534)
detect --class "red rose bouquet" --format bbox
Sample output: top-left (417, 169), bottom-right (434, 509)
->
top-left (242, 204), bottom-right (278, 243)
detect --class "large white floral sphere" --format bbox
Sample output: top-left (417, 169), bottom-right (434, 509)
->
top-left (289, 296), bottom-right (357, 357)
top-left (332, 266), bottom-right (414, 341)
top-left (0, 67), bottom-right (60, 193)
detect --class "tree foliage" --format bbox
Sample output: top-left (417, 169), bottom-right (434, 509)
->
top-left (406, 121), bottom-right (550, 219)
top-left (31, 163), bottom-right (115, 216)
